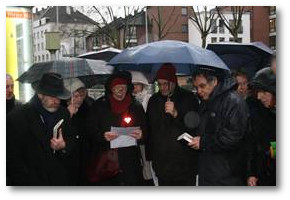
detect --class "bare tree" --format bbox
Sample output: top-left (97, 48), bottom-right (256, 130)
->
top-left (79, 6), bottom-right (143, 49)
top-left (216, 6), bottom-right (245, 42)
top-left (149, 6), bottom-right (180, 40)
top-left (189, 6), bottom-right (218, 48)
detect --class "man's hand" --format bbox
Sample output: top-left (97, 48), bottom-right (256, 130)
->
top-left (247, 176), bottom-right (258, 186)
top-left (104, 131), bottom-right (119, 141)
top-left (129, 129), bottom-right (142, 140)
top-left (50, 128), bottom-right (66, 150)
top-left (165, 99), bottom-right (178, 118)
top-left (188, 136), bottom-right (200, 150)
top-left (67, 101), bottom-right (79, 118)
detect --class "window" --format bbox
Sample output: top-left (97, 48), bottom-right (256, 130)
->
top-left (269, 6), bottom-right (276, 15)
top-left (211, 37), bottom-right (217, 43)
top-left (229, 20), bottom-right (243, 33)
top-left (128, 26), bottom-right (137, 39)
top-left (181, 7), bottom-right (187, 16)
top-left (182, 24), bottom-right (188, 33)
top-left (34, 56), bottom-right (37, 62)
top-left (219, 19), bottom-right (225, 34)
top-left (237, 38), bottom-right (242, 43)
top-left (229, 38), bottom-right (242, 43)
top-left (269, 18), bottom-right (276, 33)
top-left (37, 44), bottom-right (40, 51)
top-left (210, 19), bottom-right (217, 33)
top-left (41, 31), bottom-right (44, 38)
top-left (41, 43), bottom-right (44, 50)
top-left (219, 37), bottom-right (225, 42)
top-left (42, 55), bottom-right (45, 61)
top-left (37, 32), bottom-right (39, 39)
top-left (46, 54), bottom-right (49, 61)
top-left (38, 56), bottom-right (41, 62)
top-left (270, 35), bottom-right (276, 50)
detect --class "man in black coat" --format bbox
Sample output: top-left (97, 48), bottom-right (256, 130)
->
top-left (6, 73), bottom-right (75, 186)
top-left (6, 74), bottom-right (22, 114)
top-left (146, 63), bottom-right (199, 186)
top-left (189, 68), bottom-right (249, 186)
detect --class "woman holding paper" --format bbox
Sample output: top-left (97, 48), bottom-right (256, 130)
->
top-left (86, 71), bottom-right (146, 186)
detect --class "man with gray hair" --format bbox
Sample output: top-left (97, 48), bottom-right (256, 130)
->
top-left (189, 68), bottom-right (249, 186)
top-left (7, 72), bottom-right (76, 186)
top-left (6, 73), bottom-right (22, 114)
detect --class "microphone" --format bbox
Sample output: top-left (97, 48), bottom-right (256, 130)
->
top-left (184, 111), bottom-right (200, 129)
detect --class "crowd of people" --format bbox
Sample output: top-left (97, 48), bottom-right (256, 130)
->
top-left (6, 54), bottom-right (276, 186)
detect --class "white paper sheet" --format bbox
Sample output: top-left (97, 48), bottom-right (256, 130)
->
top-left (110, 135), bottom-right (137, 148)
top-left (110, 127), bottom-right (139, 148)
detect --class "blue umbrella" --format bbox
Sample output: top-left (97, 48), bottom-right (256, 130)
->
top-left (108, 40), bottom-right (229, 75)
top-left (206, 41), bottom-right (274, 78)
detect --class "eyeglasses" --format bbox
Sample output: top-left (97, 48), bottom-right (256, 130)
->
top-left (112, 85), bottom-right (127, 93)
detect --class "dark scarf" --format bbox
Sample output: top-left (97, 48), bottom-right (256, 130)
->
top-left (109, 94), bottom-right (132, 115)
top-left (30, 95), bottom-right (61, 135)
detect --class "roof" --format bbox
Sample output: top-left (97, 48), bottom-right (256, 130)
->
top-left (34, 6), bottom-right (98, 25)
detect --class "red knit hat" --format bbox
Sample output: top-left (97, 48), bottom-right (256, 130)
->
top-left (156, 63), bottom-right (177, 83)
top-left (110, 77), bottom-right (128, 89)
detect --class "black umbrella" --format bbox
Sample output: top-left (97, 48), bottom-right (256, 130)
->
top-left (207, 41), bottom-right (274, 78)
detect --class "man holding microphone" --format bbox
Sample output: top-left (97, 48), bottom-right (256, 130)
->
top-left (146, 63), bottom-right (199, 186)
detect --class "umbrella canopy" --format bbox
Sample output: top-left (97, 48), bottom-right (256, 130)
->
top-left (206, 41), bottom-right (274, 78)
top-left (78, 47), bottom-right (121, 62)
top-left (17, 57), bottom-right (113, 87)
top-left (108, 40), bottom-right (229, 75)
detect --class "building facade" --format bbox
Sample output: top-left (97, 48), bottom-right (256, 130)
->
top-left (32, 6), bottom-right (97, 63)
top-left (86, 6), bottom-right (193, 50)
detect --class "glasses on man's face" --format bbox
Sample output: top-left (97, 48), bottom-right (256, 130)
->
top-left (157, 81), bottom-right (169, 88)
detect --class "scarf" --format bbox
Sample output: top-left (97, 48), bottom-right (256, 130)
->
top-left (30, 95), bottom-right (61, 135)
top-left (109, 94), bottom-right (132, 115)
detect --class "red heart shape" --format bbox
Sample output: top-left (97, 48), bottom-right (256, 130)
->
top-left (124, 117), bottom-right (132, 124)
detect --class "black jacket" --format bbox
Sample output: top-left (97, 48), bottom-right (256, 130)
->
top-left (61, 100), bottom-right (93, 185)
top-left (6, 96), bottom-right (22, 114)
top-left (86, 96), bottom-right (146, 185)
top-left (246, 99), bottom-right (276, 185)
top-left (146, 86), bottom-right (199, 181)
top-left (197, 77), bottom-right (249, 186)
top-left (6, 95), bottom-right (75, 186)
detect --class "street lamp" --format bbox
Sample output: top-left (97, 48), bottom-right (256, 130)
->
top-left (45, 31), bottom-right (61, 60)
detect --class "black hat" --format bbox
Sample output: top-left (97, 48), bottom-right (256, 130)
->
top-left (33, 73), bottom-right (71, 99)
top-left (251, 67), bottom-right (276, 94)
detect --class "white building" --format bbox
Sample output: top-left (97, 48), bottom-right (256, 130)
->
top-left (188, 11), bottom-right (251, 47)
top-left (32, 6), bottom-right (98, 63)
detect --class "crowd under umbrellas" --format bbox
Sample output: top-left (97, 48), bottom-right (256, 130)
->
top-left (16, 40), bottom-right (274, 98)
top-left (8, 40), bottom-right (275, 186)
